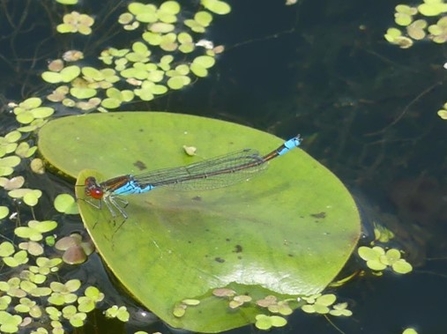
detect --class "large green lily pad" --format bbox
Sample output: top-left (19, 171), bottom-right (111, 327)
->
top-left (38, 112), bottom-right (360, 332)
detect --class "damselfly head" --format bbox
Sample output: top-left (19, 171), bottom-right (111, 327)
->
top-left (84, 176), bottom-right (104, 199)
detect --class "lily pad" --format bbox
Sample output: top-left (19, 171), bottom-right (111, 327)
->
top-left (37, 112), bottom-right (360, 332)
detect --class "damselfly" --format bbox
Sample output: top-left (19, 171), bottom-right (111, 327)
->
top-left (83, 135), bottom-right (302, 218)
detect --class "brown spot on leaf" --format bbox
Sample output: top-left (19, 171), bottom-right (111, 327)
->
top-left (310, 212), bottom-right (326, 219)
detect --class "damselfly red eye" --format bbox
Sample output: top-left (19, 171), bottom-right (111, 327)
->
top-left (84, 177), bottom-right (104, 199)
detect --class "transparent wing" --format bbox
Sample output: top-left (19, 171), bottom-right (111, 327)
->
top-left (134, 148), bottom-right (268, 191)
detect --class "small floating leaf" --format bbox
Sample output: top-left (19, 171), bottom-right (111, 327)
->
top-left (3, 250), bottom-right (28, 267)
top-left (316, 294), bottom-right (336, 306)
top-left (167, 75), bottom-right (190, 89)
top-left (31, 107), bottom-right (54, 119)
top-left (63, 50), bottom-right (84, 62)
top-left (213, 288), bottom-right (236, 297)
top-left (0, 311), bottom-right (22, 333)
top-left (149, 22), bottom-right (175, 33)
top-left (70, 87), bottom-right (97, 99)
top-left (418, 2), bottom-right (447, 16)
top-left (15, 220), bottom-right (57, 241)
top-left (184, 19), bottom-right (206, 33)
top-left (128, 3), bottom-right (158, 23)
top-left (0, 156), bottom-right (21, 169)
top-left (57, 12), bottom-right (94, 35)
top-left (78, 286), bottom-right (104, 312)
top-left (104, 305), bottom-right (129, 322)
top-left (118, 12), bottom-right (134, 25)
top-left (42, 72), bottom-right (63, 84)
top-left (0, 242), bottom-right (15, 257)
top-left (30, 158), bottom-right (45, 174)
top-left (190, 63), bottom-right (208, 77)
top-left (60, 66), bottom-right (81, 82)
top-left (182, 299), bottom-right (200, 306)
top-left (35, 257), bottom-right (62, 273)
top-left (62, 244), bottom-right (88, 265)
top-left (159, 1), bottom-right (180, 15)
top-left (329, 302), bottom-right (352, 316)
top-left (0, 207), bottom-right (9, 220)
top-left (15, 142), bottom-right (37, 158)
top-left (23, 189), bottom-right (42, 206)
top-left (56, 0), bottom-right (78, 4)
top-left (66, 310), bottom-right (87, 327)
top-left (194, 55), bottom-right (215, 68)
top-left (183, 145), bottom-right (196, 156)
top-left (0, 296), bottom-right (11, 310)
top-left (159, 33), bottom-right (178, 51)
top-left (195, 11), bottom-right (213, 26)
top-left (54, 194), bottom-right (79, 214)
top-left (19, 241), bottom-right (44, 256)
top-left (270, 315), bottom-right (287, 327)
top-left (46, 306), bottom-right (61, 320)
top-left (77, 296), bottom-right (95, 313)
top-left (32, 286), bottom-right (52, 297)
top-left (5, 131), bottom-right (21, 143)
top-left (395, 12), bottom-right (413, 26)
top-left (173, 303), bottom-right (187, 317)
top-left (18, 97), bottom-right (42, 109)
top-left (31, 220), bottom-right (58, 233)
top-left (229, 295), bottom-right (252, 309)
top-left (392, 259), bottom-right (413, 274)
top-left (255, 314), bottom-right (286, 330)
top-left (48, 59), bottom-right (64, 72)
top-left (84, 286), bottom-right (104, 302)
top-left (201, 0), bottom-right (231, 15)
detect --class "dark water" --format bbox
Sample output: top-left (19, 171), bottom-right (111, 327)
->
top-left (1, 0), bottom-right (447, 333)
